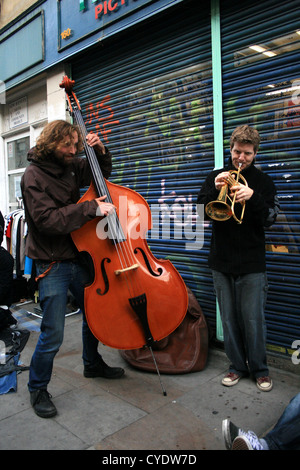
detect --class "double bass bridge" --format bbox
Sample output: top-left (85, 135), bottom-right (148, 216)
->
top-left (115, 263), bottom-right (139, 276)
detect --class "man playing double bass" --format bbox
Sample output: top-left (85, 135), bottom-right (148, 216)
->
top-left (197, 125), bottom-right (280, 392)
top-left (21, 120), bottom-right (124, 419)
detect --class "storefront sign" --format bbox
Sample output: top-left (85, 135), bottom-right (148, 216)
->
top-left (4, 0), bottom-right (184, 89)
top-left (58, 0), bottom-right (150, 51)
top-left (79, 0), bottom-right (136, 15)
top-left (0, 12), bottom-right (44, 83)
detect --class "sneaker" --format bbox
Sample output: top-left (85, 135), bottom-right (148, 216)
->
top-left (222, 418), bottom-right (241, 450)
top-left (222, 372), bottom-right (241, 387)
top-left (30, 390), bottom-right (57, 418)
top-left (84, 357), bottom-right (125, 379)
top-left (232, 431), bottom-right (264, 450)
top-left (256, 376), bottom-right (273, 392)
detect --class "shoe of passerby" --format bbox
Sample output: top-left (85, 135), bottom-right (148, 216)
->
top-left (256, 376), bottom-right (273, 392)
top-left (222, 418), bottom-right (242, 449)
top-left (232, 431), bottom-right (264, 450)
top-left (84, 357), bottom-right (124, 379)
top-left (30, 389), bottom-right (57, 418)
top-left (222, 372), bottom-right (241, 387)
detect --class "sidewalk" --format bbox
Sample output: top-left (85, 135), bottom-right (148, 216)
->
top-left (0, 307), bottom-right (299, 451)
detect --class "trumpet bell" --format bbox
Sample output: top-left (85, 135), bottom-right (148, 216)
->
top-left (205, 200), bottom-right (232, 221)
top-left (205, 166), bottom-right (247, 224)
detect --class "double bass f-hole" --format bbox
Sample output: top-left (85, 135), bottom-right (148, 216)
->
top-left (96, 257), bottom-right (111, 296)
top-left (134, 247), bottom-right (163, 277)
top-left (60, 76), bottom-right (188, 396)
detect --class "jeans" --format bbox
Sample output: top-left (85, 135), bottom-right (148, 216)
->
top-left (263, 393), bottom-right (300, 450)
top-left (212, 270), bottom-right (269, 378)
top-left (28, 260), bottom-right (100, 391)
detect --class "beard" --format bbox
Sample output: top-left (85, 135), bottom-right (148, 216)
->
top-left (52, 152), bottom-right (75, 167)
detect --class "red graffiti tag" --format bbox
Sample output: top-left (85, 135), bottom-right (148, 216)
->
top-left (85, 95), bottom-right (119, 142)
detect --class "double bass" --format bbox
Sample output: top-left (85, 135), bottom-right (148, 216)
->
top-left (60, 76), bottom-right (188, 393)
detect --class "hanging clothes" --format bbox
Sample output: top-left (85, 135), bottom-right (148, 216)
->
top-left (4, 209), bottom-right (32, 302)
top-left (4, 209), bottom-right (27, 278)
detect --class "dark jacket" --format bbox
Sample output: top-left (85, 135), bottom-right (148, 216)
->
top-left (21, 147), bottom-right (112, 261)
top-left (197, 161), bottom-right (280, 274)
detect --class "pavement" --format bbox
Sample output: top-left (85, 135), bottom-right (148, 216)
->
top-left (0, 303), bottom-right (299, 452)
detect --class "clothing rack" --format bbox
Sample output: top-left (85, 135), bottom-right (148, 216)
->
top-left (4, 209), bottom-right (81, 318)
top-left (4, 208), bottom-right (27, 278)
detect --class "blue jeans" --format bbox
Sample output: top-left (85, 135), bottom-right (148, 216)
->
top-left (212, 270), bottom-right (269, 378)
top-left (28, 260), bottom-right (100, 391)
top-left (263, 393), bottom-right (300, 450)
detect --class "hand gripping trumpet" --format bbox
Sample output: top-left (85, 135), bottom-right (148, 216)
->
top-left (205, 163), bottom-right (247, 224)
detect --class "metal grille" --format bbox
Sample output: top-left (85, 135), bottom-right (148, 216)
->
top-left (71, 0), bottom-right (300, 355)
top-left (71, 2), bottom-right (216, 324)
top-left (221, 0), bottom-right (300, 354)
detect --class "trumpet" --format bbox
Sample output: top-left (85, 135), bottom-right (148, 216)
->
top-left (205, 163), bottom-right (247, 224)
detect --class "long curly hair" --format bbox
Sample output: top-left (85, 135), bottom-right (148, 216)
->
top-left (34, 120), bottom-right (84, 160)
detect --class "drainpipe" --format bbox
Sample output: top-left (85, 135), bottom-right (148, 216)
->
top-left (211, 0), bottom-right (224, 341)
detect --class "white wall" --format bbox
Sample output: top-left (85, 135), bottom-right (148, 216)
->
top-left (0, 66), bottom-right (68, 219)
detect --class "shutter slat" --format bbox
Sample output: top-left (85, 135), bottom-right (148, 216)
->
top-left (221, 0), bottom-right (300, 353)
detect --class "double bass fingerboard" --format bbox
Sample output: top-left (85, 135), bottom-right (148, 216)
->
top-left (72, 104), bottom-right (126, 244)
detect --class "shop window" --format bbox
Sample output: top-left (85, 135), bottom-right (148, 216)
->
top-left (6, 134), bottom-right (30, 209)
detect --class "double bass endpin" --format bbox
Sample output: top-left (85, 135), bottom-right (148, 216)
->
top-left (129, 293), bottom-right (167, 396)
top-left (149, 347), bottom-right (167, 396)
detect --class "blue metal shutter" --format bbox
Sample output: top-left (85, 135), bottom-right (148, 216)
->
top-left (71, 3), bottom-right (216, 326)
top-left (220, 0), bottom-right (300, 355)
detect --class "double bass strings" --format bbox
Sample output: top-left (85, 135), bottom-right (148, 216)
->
top-left (73, 108), bottom-right (144, 300)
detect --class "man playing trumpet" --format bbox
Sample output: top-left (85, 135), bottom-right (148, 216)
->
top-left (197, 125), bottom-right (280, 391)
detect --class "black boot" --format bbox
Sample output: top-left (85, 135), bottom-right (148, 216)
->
top-left (84, 357), bottom-right (124, 379)
top-left (30, 390), bottom-right (57, 418)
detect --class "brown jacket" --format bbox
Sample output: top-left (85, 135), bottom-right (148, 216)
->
top-left (21, 147), bottom-right (112, 261)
